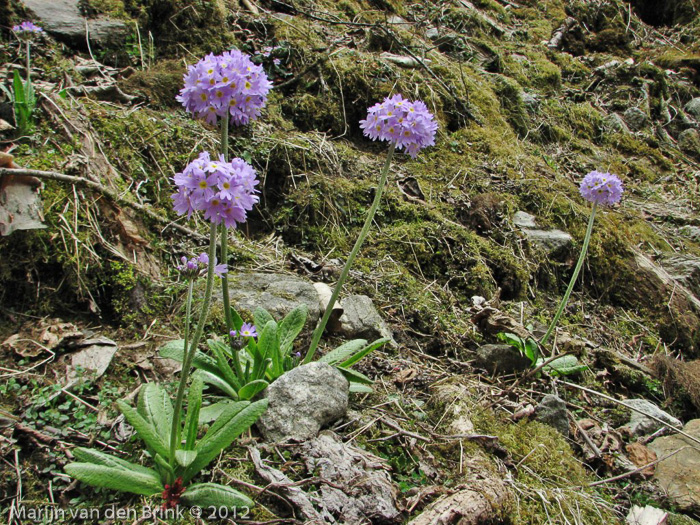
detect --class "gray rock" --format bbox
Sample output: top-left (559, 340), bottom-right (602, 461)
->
top-left (603, 113), bottom-right (630, 134)
top-left (23, 0), bottom-right (128, 49)
top-left (387, 15), bottom-right (408, 25)
top-left (623, 107), bottom-right (648, 131)
top-left (678, 128), bottom-right (700, 155)
top-left (338, 294), bottom-right (394, 344)
top-left (631, 249), bottom-right (700, 355)
top-left (513, 210), bottom-right (538, 229)
top-left (512, 211), bottom-right (573, 257)
top-left (660, 254), bottom-right (700, 298)
top-left (425, 26), bottom-right (440, 40)
top-left (294, 432), bottom-right (401, 523)
top-left (680, 225), bottom-right (700, 242)
top-left (519, 92), bottom-right (539, 114)
top-left (218, 272), bottom-right (321, 324)
top-left (535, 395), bottom-right (569, 437)
top-left (521, 228), bottom-right (573, 255)
top-left (685, 97), bottom-right (700, 120)
top-left (67, 337), bottom-right (118, 381)
top-left (256, 363), bottom-right (349, 442)
top-left (623, 398), bottom-right (681, 436)
top-left (648, 419), bottom-right (700, 512)
top-left (475, 344), bottom-right (532, 374)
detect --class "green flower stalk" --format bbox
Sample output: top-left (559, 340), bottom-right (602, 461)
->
top-left (169, 224), bottom-right (218, 464)
top-left (304, 94), bottom-right (438, 363)
top-left (218, 111), bottom-right (245, 378)
top-left (540, 171), bottom-right (624, 346)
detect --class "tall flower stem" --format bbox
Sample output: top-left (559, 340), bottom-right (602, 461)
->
top-left (218, 113), bottom-right (244, 378)
top-left (304, 142), bottom-right (396, 364)
top-left (540, 202), bottom-right (598, 346)
top-left (26, 42), bottom-right (31, 84)
top-left (169, 223), bottom-right (218, 464)
top-left (221, 112), bottom-right (229, 161)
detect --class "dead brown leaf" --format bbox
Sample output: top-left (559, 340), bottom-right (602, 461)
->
top-left (626, 442), bottom-right (657, 477)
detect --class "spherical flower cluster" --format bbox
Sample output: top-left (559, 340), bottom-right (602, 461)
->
top-left (230, 323), bottom-right (258, 338)
top-left (176, 253), bottom-right (227, 279)
top-left (359, 94), bottom-right (438, 158)
top-left (171, 151), bottom-right (259, 228)
top-left (579, 171), bottom-right (623, 206)
top-left (13, 21), bottom-right (43, 33)
top-left (177, 49), bottom-right (272, 126)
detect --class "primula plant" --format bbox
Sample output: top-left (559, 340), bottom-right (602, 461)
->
top-left (65, 48), bottom-right (270, 512)
top-left (64, 220), bottom-right (268, 510)
top-left (540, 171), bottom-right (624, 346)
top-left (2, 21), bottom-right (43, 135)
top-left (304, 94), bottom-right (438, 363)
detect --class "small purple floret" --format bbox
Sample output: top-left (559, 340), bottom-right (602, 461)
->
top-left (13, 21), bottom-right (43, 33)
top-left (239, 323), bottom-right (258, 338)
top-left (579, 171), bottom-right (624, 206)
top-left (359, 94), bottom-right (438, 158)
top-left (171, 152), bottom-right (259, 228)
top-left (176, 252), bottom-right (227, 278)
top-left (177, 49), bottom-right (272, 126)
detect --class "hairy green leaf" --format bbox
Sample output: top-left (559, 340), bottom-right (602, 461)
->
top-left (12, 70), bottom-right (25, 104)
top-left (175, 449), bottom-right (198, 467)
top-left (340, 338), bottom-right (389, 368)
top-left (253, 307), bottom-right (275, 330)
top-left (198, 400), bottom-right (236, 424)
top-left (337, 366), bottom-right (373, 385)
top-left (137, 383), bottom-right (173, 445)
top-left (184, 375), bottom-right (204, 450)
top-left (237, 379), bottom-right (268, 400)
top-left (319, 339), bottom-right (367, 365)
top-left (258, 320), bottom-right (280, 378)
top-left (539, 355), bottom-right (588, 376)
top-left (71, 447), bottom-right (157, 478)
top-left (185, 399), bottom-right (268, 483)
top-left (160, 340), bottom-right (220, 376)
top-left (192, 370), bottom-right (239, 400)
top-left (230, 307), bottom-right (244, 332)
top-left (278, 304), bottom-right (307, 355)
top-left (209, 340), bottom-right (242, 392)
top-left (64, 463), bottom-right (163, 496)
top-left (349, 383), bottom-right (374, 393)
top-left (180, 482), bottom-right (253, 509)
top-left (117, 400), bottom-right (170, 459)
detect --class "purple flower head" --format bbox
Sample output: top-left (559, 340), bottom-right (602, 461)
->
top-left (238, 323), bottom-right (258, 338)
top-left (177, 49), bottom-right (272, 126)
top-left (359, 94), bottom-right (438, 158)
top-left (176, 252), bottom-right (227, 278)
top-left (176, 255), bottom-right (204, 278)
top-left (579, 171), bottom-right (624, 206)
top-left (171, 152), bottom-right (260, 228)
top-left (198, 253), bottom-right (228, 277)
top-left (13, 21), bottom-right (43, 34)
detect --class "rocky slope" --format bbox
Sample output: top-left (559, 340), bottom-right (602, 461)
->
top-left (1, 0), bottom-right (700, 523)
